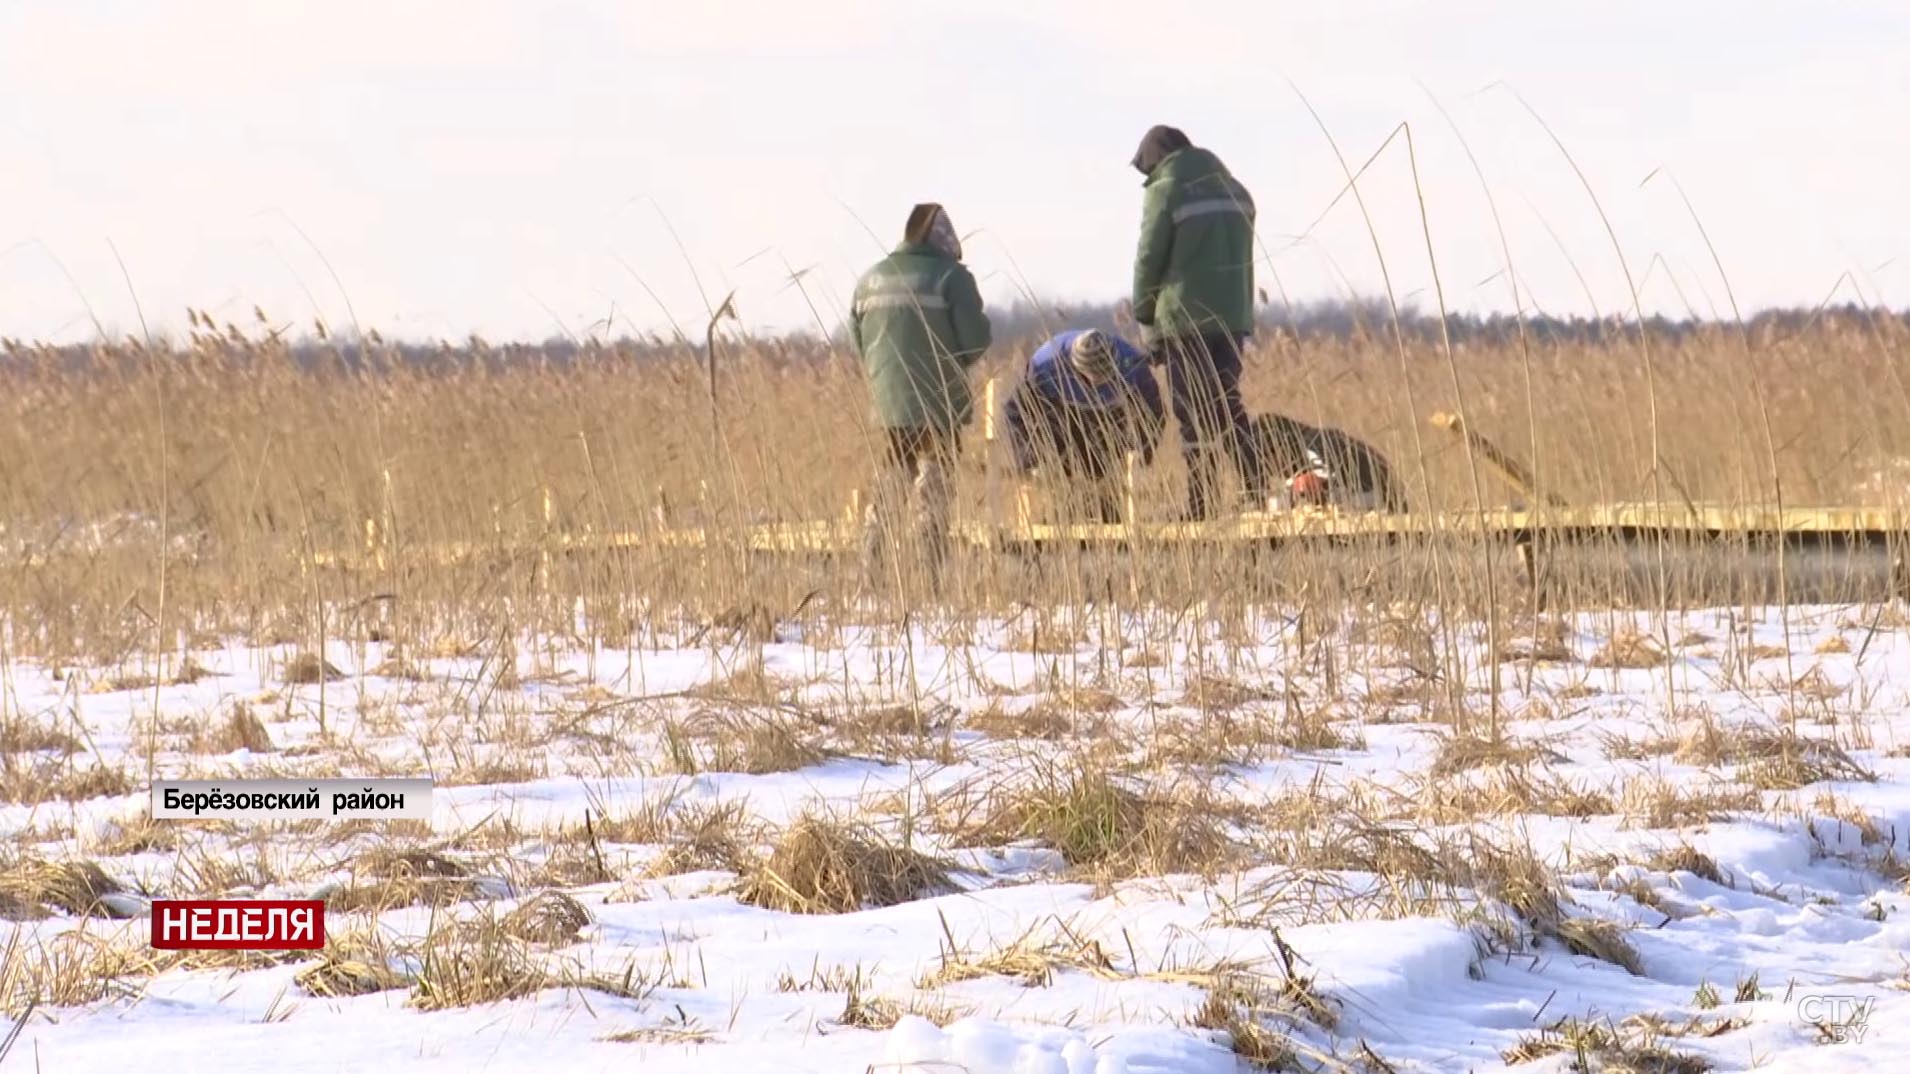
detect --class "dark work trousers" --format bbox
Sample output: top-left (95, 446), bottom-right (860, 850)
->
top-left (1159, 332), bottom-right (1265, 519)
top-left (862, 425), bottom-right (960, 581)
top-left (1016, 396), bottom-right (1136, 523)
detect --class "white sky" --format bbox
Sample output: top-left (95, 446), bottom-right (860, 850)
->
top-left (2, 0), bottom-right (1905, 343)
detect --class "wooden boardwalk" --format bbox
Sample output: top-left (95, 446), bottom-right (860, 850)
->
top-left (993, 501), bottom-right (1910, 546)
top-left (304, 497), bottom-right (1908, 606)
top-left (323, 501), bottom-right (1910, 566)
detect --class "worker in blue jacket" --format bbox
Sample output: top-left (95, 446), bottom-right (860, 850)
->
top-left (1002, 329), bottom-right (1166, 522)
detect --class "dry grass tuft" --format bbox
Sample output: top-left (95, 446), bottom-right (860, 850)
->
top-left (1189, 977), bottom-right (1301, 1071)
top-left (162, 659), bottom-right (211, 685)
top-left (0, 719), bottom-right (80, 756)
top-left (0, 857), bottom-right (137, 919)
top-left (88, 813), bottom-right (180, 856)
top-left (920, 924), bottom-right (1121, 989)
top-left (325, 846), bottom-right (480, 914)
top-left (833, 984), bottom-right (970, 1031)
top-left (775, 961), bottom-right (872, 994)
top-left (1606, 874), bottom-right (1668, 914)
top-left (819, 701), bottom-right (958, 762)
top-left (1464, 837), bottom-right (1564, 928)
top-left (600, 1026), bottom-right (715, 1046)
top-left (1589, 631), bottom-right (1670, 669)
top-left (529, 842), bottom-right (615, 889)
top-left (1430, 733), bottom-right (1566, 779)
top-left (1648, 845), bottom-right (1726, 885)
top-left (1145, 707), bottom-right (1358, 768)
top-left (0, 761), bottom-right (134, 806)
top-left (500, 890), bottom-right (592, 945)
top-left (684, 665), bottom-right (785, 703)
top-left (1671, 715), bottom-right (1734, 766)
top-left (1182, 672), bottom-right (1278, 712)
top-left (1254, 809), bottom-right (1453, 906)
top-left (1621, 778), bottom-right (1761, 829)
top-left (969, 694), bottom-right (1113, 741)
top-left (1494, 628), bottom-right (1577, 664)
top-left (1623, 1011), bottom-right (1751, 1040)
top-left (1601, 727), bottom-right (1678, 761)
top-left (1419, 768), bottom-right (1616, 824)
top-left (565, 799), bottom-right (673, 846)
top-left (408, 913), bottom-right (550, 1011)
top-left (1003, 616), bottom-right (1090, 655)
top-left (1811, 792), bottom-right (1886, 845)
top-left (1552, 916), bottom-right (1645, 976)
top-left (1739, 731), bottom-right (1876, 790)
top-left (1145, 715), bottom-right (1252, 769)
top-left (644, 799), bottom-right (755, 877)
top-left (295, 928), bottom-right (412, 998)
top-left (1348, 613), bottom-right (1437, 663)
top-left (0, 924), bottom-right (170, 1015)
top-left (282, 653), bottom-right (345, 684)
top-left (1273, 703), bottom-right (1365, 752)
top-left (1458, 836), bottom-right (1642, 975)
top-left (438, 751), bottom-right (544, 788)
top-left (662, 709), bottom-right (828, 776)
top-left (202, 703), bottom-right (276, 754)
top-left (369, 657), bottom-right (428, 681)
top-left (169, 841), bottom-right (279, 898)
top-left (941, 768), bottom-right (1241, 879)
top-left (736, 814), bottom-right (951, 914)
top-left (1505, 1015), bottom-right (1710, 1073)
top-left (93, 670), bottom-right (159, 694)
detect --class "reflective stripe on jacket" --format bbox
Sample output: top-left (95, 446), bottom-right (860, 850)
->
top-left (1132, 147), bottom-right (1257, 343)
top-left (850, 242), bottom-right (992, 431)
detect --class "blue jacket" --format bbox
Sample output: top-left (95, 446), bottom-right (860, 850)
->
top-left (1002, 330), bottom-right (1166, 470)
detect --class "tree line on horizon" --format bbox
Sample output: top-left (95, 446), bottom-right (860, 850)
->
top-left (1, 297), bottom-right (1900, 373)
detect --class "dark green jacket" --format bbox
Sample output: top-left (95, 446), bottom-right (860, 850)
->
top-left (1132, 147), bottom-right (1257, 343)
top-left (850, 242), bottom-right (992, 431)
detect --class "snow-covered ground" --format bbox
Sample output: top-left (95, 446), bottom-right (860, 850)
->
top-left (2, 599), bottom-right (1908, 1073)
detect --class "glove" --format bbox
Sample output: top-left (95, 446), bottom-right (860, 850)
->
top-left (1139, 324), bottom-right (1166, 360)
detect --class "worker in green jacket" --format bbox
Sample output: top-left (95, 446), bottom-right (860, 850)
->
top-left (849, 202), bottom-right (993, 580)
top-left (1130, 124), bottom-right (1269, 520)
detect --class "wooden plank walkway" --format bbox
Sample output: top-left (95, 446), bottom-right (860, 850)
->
top-left (1005, 502), bottom-right (1910, 545)
top-left (315, 501), bottom-right (1910, 571)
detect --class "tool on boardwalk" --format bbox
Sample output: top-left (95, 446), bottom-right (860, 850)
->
top-left (1428, 411), bottom-right (1567, 510)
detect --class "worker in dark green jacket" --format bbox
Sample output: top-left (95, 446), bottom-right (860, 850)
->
top-left (1130, 124), bottom-right (1268, 520)
top-left (849, 202), bottom-right (992, 579)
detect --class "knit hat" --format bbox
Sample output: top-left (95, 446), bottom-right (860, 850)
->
top-left (1068, 330), bottom-right (1119, 384)
top-left (904, 202), bottom-right (962, 260)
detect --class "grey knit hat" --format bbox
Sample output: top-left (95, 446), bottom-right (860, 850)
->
top-left (1068, 330), bottom-right (1119, 383)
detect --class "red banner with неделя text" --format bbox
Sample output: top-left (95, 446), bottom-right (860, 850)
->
top-left (150, 899), bottom-right (326, 950)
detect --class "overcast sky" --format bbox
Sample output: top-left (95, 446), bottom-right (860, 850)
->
top-left (2, 1), bottom-right (1904, 343)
